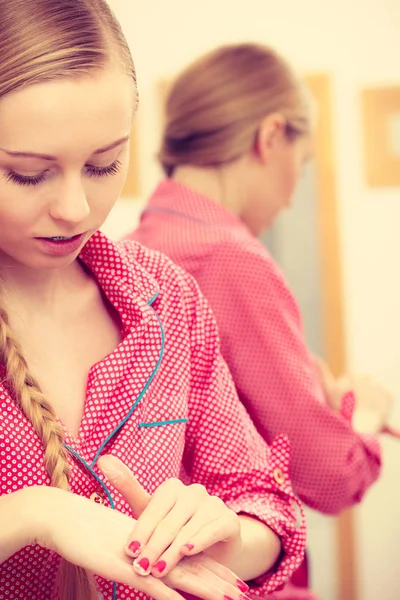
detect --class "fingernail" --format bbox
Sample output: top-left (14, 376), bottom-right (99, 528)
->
top-left (153, 560), bottom-right (167, 574)
top-left (237, 580), bottom-right (249, 593)
top-left (127, 540), bottom-right (141, 557)
top-left (223, 596), bottom-right (235, 600)
top-left (133, 557), bottom-right (151, 575)
top-left (183, 543), bottom-right (194, 552)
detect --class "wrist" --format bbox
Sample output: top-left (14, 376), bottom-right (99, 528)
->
top-left (20, 485), bottom-right (63, 548)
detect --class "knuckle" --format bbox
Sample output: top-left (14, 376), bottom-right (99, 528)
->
top-left (165, 478), bottom-right (184, 492)
top-left (188, 483), bottom-right (208, 496)
top-left (208, 494), bottom-right (226, 510)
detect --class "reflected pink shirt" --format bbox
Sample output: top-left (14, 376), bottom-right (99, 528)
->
top-left (128, 179), bottom-right (382, 597)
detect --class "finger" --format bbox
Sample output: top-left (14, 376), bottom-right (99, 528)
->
top-left (133, 493), bottom-right (202, 575)
top-left (131, 571), bottom-right (186, 600)
top-left (166, 556), bottom-right (248, 600)
top-left (98, 455), bottom-right (151, 517)
top-left (196, 554), bottom-right (249, 594)
top-left (129, 479), bottom-right (182, 568)
top-left (382, 424), bottom-right (400, 439)
top-left (152, 506), bottom-right (239, 577)
top-left (179, 514), bottom-right (241, 559)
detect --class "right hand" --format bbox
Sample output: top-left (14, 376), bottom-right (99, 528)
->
top-left (349, 374), bottom-right (394, 435)
top-left (313, 355), bottom-right (394, 434)
top-left (30, 486), bottom-right (245, 600)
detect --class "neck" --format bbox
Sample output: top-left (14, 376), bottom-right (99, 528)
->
top-left (0, 256), bottom-right (88, 313)
top-left (172, 162), bottom-right (246, 217)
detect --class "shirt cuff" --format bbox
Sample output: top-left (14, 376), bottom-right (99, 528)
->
top-left (226, 436), bottom-right (306, 595)
top-left (339, 390), bottom-right (355, 421)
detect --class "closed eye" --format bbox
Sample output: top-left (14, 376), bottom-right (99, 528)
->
top-left (4, 159), bottom-right (122, 187)
top-left (85, 159), bottom-right (122, 178)
top-left (5, 170), bottom-right (48, 187)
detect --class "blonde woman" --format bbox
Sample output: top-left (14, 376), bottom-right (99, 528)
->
top-left (128, 43), bottom-right (393, 599)
top-left (0, 5), bottom-right (306, 600)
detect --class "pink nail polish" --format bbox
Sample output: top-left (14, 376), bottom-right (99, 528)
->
top-left (128, 541), bottom-right (141, 557)
top-left (154, 560), bottom-right (167, 574)
top-left (223, 596), bottom-right (235, 600)
top-left (183, 543), bottom-right (194, 552)
top-left (134, 557), bottom-right (150, 575)
top-left (237, 580), bottom-right (249, 593)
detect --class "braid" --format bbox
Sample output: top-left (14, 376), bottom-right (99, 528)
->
top-left (0, 306), bottom-right (70, 488)
top-left (0, 305), bottom-right (98, 600)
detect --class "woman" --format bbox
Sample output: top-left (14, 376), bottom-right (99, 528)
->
top-left (128, 43), bottom-right (393, 598)
top-left (0, 5), bottom-right (305, 600)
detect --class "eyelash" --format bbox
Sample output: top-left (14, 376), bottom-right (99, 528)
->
top-left (5, 159), bottom-right (122, 187)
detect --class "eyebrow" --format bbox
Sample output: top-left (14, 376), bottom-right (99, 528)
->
top-left (0, 135), bottom-right (130, 161)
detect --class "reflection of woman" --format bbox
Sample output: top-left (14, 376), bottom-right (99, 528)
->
top-left (0, 7), bottom-right (306, 600)
top-left (128, 43), bottom-right (393, 598)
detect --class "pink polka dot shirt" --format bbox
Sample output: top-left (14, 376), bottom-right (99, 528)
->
top-left (0, 231), bottom-right (305, 599)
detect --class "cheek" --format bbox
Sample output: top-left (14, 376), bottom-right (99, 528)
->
top-left (281, 159), bottom-right (301, 198)
top-left (0, 198), bottom-right (35, 232)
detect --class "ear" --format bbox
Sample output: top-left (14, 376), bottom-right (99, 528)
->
top-left (254, 113), bottom-right (286, 164)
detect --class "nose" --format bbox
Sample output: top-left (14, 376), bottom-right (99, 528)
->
top-left (49, 176), bottom-right (90, 224)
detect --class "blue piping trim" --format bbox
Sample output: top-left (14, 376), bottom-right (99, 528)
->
top-left (63, 306), bottom-right (165, 599)
top-left (63, 444), bottom-right (115, 509)
top-left (147, 290), bottom-right (159, 306)
top-left (90, 307), bottom-right (165, 467)
top-left (63, 445), bottom-right (118, 599)
top-left (138, 418), bottom-right (188, 428)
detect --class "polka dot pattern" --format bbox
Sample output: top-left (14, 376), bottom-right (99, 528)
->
top-left (0, 230), bottom-right (305, 599)
top-left (128, 179), bottom-right (383, 599)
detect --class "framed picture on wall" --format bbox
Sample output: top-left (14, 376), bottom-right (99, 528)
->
top-left (362, 86), bottom-right (400, 187)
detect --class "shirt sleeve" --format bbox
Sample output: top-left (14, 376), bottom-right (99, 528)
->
top-left (180, 273), bottom-right (306, 594)
top-left (189, 242), bottom-right (381, 515)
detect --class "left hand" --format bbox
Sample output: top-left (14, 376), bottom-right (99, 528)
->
top-left (98, 455), bottom-right (243, 581)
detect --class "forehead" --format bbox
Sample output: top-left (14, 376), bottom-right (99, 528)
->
top-left (0, 67), bottom-right (136, 157)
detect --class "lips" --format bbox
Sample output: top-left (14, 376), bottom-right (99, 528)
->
top-left (35, 232), bottom-right (87, 256)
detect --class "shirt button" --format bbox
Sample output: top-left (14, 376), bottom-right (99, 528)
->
top-left (90, 492), bottom-right (104, 505)
top-left (273, 467), bottom-right (285, 485)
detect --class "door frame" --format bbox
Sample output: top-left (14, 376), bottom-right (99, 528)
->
top-left (304, 74), bottom-right (357, 600)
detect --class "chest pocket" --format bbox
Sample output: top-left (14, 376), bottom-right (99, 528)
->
top-left (139, 384), bottom-right (189, 428)
top-left (137, 390), bottom-right (188, 473)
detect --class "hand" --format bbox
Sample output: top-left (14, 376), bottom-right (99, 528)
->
top-left (98, 456), bottom-right (245, 584)
top-left (29, 486), bottom-right (246, 600)
top-left (313, 355), bottom-right (394, 433)
top-left (350, 374), bottom-right (394, 435)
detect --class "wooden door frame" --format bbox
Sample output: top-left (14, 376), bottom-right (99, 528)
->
top-left (304, 73), bottom-right (356, 600)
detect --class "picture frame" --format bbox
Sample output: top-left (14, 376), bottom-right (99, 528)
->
top-left (362, 86), bottom-right (400, 187)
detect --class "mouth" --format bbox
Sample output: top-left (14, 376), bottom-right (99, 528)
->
top-left (34, 232), bottom-right (88, 256)
top-left (37, 233), bottom-right (84, 242)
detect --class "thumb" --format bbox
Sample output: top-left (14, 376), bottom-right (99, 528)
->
top-left (98, 454), bottom-right (151, 517)
top-left (313, 356), bottom-right (336, 391)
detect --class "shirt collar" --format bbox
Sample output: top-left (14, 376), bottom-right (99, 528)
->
top-left (79, 231), bottom-right (160, 337)
top-left (146, 179), bottom-right (248, 231)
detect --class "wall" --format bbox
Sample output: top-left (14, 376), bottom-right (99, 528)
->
top-left (103, 1), bottom-right (400, 597)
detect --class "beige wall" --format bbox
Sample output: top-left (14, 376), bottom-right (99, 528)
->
top-left (103, 1), bottom-right (400, 597)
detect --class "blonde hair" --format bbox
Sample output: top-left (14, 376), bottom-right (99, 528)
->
top-left (159, 43), bottom-right (312, 177)
top-left (0, 0), bottom-right (137, 598)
